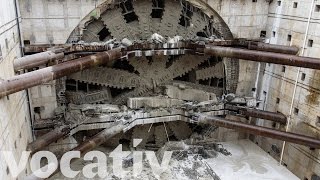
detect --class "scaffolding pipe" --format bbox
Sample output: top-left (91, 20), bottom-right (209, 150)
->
top-left (204, 45), bottom-right (320, 70)
top-left (0, 48), bottom-right (122, 98)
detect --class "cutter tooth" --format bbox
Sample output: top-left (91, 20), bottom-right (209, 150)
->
top-left (159, 0), bottom-right (182, 37)
top-left (101, 8), bottom-right (132, 40)
top-left (82, 20), bottom-right (105, 42)
top-left (68, 67), bottom-right (143, 89)
top-left (133, 0), bottom-right (153, 39)
top-left (196, 61), bottom-right (224, 80)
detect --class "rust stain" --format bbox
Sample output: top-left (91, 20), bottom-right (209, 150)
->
top-left (306, 71), bottom-right (320, 105)
top-left (299, 122), bottom-right (320, 138)
top-left (306, 91), bottom-right (319, 105)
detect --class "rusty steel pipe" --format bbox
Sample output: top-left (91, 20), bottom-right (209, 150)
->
top-left (51, 124), bottom-right (124, 179)
top-left (242, 108), bottom-right (287, 124)
top-left (25, 124), bottom-right (124, 180)
top-left (229, 40), bottom-right (299, 54)
top-left (226, 105), bottom-right (287, 124)
top-left (73, 123), bottom-right (125, 154)
top-left (27, 127), bottom-right (70, 154)
top-left (14, 51), bottom-right (64, 71)
top-left (246, 41), bottom-right (299, 55)
top-left (0, 48), bottom-right (122, 98)
top-left (204, 45), bottom-right (320, 70)
top-left (197, 114), bottom-right (320, 148)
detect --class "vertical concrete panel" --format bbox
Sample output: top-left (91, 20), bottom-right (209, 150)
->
top-left (257, 0), bottom-right (320, 178)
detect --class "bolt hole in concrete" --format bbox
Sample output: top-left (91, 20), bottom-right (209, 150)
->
top-left (308, 39), bottom-right (314, 47)
top-left (316, 116), bottom-right (320, 127)
top-left (316, 5), bottom-right (320, 12)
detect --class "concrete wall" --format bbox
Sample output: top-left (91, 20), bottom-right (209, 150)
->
top-left (0, 0), bottom-right (33, 179)
top-left (19, 0), bottom-right (269, 43)
top-left (208, 0), bottom-right (269, 39)
top-left (207, 0), bottom-right (269, 96)
top-left (254, 0), bottom-right (320, 179)
top-left (19, 0), bottom-right (106, 44)
top-left (15, 0), bottom-right (320, 178)
top-left (18, 0), bottom-right (106, 122)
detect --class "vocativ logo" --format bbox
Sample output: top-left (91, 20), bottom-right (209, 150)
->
top-left (2, 139), bottom-right (173, 179)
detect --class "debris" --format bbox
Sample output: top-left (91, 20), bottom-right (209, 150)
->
top-left (165, 84), bottom-right (218, 102)
top-left (121, 38), bottom-right (133, 46)
top-left (167, 36), bottom-right (184, 43)
top-left (213, 144), bottom-right (232, 156)
top-left (69, 104), bottom-right (120, 113)
top-left (203, 161), bottom-right (221, 180)
top-left (149, 33), bottom-right (165, 43)
top-left (127, 96), bottom-right (184, 109)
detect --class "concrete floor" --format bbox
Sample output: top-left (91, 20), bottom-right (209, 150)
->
top-left (51, 139), bottom-right (299, 180)
top-left (206, 139), bottom-right (299, 180)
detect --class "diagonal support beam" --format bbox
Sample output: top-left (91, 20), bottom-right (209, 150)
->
top-left (226, 104), bottom-right (287, 124)
top-left (0, 48), bottom-right (123, 98)
top-left (14, 50), bottom-right (64, 71)
top-left (3, 42), bottom-right (320, 99)
top-left (204, 45), bottom-right (320, 70)
top-left (27, 126), bottom-right (70, 154)
top-left (26, 123), bottom-right (125, 180)
top-left (197, 114), bottom-right (320, 149)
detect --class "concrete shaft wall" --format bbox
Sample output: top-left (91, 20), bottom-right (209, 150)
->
top-left (208, 0), bottom-right (269, 96)
top-left (19, 0), bottom-right (106, 44)
top-left (0, 0), bottom-right (33, 179)
top-left (18, 0), bottom-right (106, 122)
top-left (19, 0), bottom-right (268, 44)
top-left (255, 0), bottom-right (320, 179)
